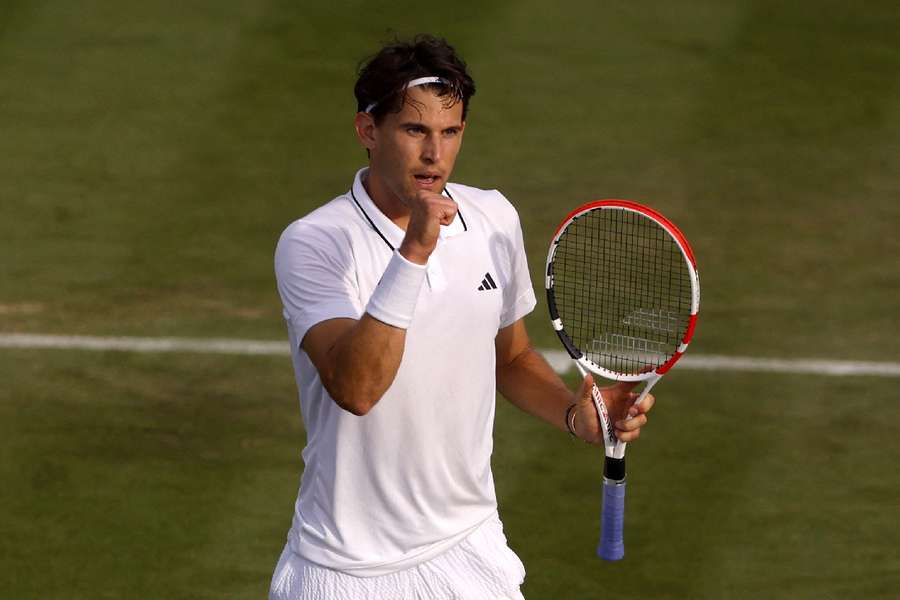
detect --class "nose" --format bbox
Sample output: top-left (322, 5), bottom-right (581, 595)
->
top-left (421, 133), bottom-right (440, 164)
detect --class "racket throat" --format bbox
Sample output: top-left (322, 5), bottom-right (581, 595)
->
top-left (603, 456), bottom-right (626, 484)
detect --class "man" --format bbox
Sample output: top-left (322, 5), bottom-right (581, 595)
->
top-left (271, 35), bottom-right (654, 599)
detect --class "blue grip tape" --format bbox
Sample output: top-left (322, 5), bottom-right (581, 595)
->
top-left (597, 479), bottom-right (626, 561)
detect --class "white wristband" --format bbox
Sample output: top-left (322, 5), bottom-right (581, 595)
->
top-left (365, 251), bottom-right (428, 329)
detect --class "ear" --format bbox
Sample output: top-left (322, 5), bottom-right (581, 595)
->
top-left (354, 112), bottom-right (377, 151)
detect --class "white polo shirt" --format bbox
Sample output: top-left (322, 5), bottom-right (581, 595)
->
top-left (274, 167), bottom-right (536, 577)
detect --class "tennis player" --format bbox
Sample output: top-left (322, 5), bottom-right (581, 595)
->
top-left (270, 34), bottom-right (655, 600)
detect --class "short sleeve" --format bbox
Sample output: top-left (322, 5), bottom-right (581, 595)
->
top-left (496, 195), bottom-right (537, 328)
top-left (274, 221), bottom-right (363, 345)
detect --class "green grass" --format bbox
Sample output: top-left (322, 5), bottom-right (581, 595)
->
top-left (497, 372), bottom-right (900, 599)
top-left (2, 353), bottom-right (898, 599)
top-left (2, 1), bottom-right (899, 598)
top-left (0, 350), bottom-right (301, 599)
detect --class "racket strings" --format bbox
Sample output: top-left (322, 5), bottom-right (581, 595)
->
top-left (552, 208), bottom-right (693, 375)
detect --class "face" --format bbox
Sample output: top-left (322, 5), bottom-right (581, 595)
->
top-left (355, 86), bottom-right (466, 210)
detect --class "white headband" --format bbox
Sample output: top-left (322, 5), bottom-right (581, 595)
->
top-left (364, 76), bottom-right (451, 113)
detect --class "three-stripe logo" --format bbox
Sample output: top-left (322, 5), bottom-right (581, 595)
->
top-left (477, 272), bottom-right (498, 291)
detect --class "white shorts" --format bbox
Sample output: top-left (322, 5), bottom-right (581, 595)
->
top-left (269, 512), bottom-right (526, 600)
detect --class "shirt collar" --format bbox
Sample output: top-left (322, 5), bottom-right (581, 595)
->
top-left (350, 167), bottom-right (466, 252)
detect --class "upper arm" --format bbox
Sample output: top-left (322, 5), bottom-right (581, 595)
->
top-left (275, 218), bottom-right (408, 415)
top-left (301, 317), bottom-right (358, 385)
top-left (274, 222), bottom-right (363, 345)
top-left (491, 191), bottom-right (537, 329)
top-left (495, 317), bottom-right (532, 374)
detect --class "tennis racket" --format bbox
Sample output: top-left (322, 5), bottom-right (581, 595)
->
top-left (545, 200), bottom-right (700, 560)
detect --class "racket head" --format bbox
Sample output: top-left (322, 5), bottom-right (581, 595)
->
top-left (546, 200), bottom-right (700, 381)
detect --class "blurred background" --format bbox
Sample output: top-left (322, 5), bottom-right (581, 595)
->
top-left (1, 1), bottom-right (898, 598)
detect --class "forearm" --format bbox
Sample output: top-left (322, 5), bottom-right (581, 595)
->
top-left (293, 185), bottom-right (454, 416)
top-left (496, 346), bottom-right (575, 433)
top-left (494, 319), bottom-right (653, 444)
top-left (307, 248), bottom-right (429, 414)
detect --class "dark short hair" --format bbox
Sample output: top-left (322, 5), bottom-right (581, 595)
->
top-left (354, 35), bottom-right (476, 123)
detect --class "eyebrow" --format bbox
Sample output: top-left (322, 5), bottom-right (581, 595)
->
top-left (398, 121), bottom-right (463, 132)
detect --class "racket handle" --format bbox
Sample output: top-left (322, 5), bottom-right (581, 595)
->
top-left (598, 478), bottom-right (626, 561)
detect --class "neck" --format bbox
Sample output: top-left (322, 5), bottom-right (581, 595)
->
top-left (362, 168), bottom-right (411, 230)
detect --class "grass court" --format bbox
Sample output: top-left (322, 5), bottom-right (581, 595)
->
top-left (1, 1), bottom-right (899, 598)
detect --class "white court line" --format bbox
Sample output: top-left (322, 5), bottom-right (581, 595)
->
top-left (1, 333), bottom-right (899, 377)
top-left (0, 334), bottom-right (288, 356)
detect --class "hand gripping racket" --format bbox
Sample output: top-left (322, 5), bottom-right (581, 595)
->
top-left (545, 200), bottom-right (700, 560)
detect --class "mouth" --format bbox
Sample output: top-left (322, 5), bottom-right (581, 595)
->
top-left (413, 173), bottom-right (441, 188)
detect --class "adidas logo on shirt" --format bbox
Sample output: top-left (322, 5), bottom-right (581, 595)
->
top-left (477, 272), bottom-right (498, 291)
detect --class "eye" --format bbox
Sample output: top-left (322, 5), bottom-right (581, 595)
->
top-left (405, 125), bottom-right (426, 135)
top-left (443, 127), bottom-right (460, 137)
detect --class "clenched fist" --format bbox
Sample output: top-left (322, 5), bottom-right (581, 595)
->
top-left (398, 190), bottom-right (458, 265)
